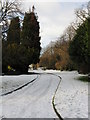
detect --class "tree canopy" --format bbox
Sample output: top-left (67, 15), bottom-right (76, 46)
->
top-left (21, 11), bottom-right (41, 64)
top-left (69, 18), bottom-right (89, 73)
top-left (2, 7), bottom-right (41, 74)
top-left (7, 17), bottom-right (20, 44)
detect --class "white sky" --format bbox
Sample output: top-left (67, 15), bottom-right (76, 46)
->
top-left (21, 1), bottom-right (88, 48)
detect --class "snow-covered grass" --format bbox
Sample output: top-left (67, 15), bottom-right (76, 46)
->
top-left (0, 75), bottom-right (37, 95)
top-left (54, 71), bottom-right (88, 118)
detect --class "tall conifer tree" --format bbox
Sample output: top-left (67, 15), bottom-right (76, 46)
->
top-left (7, 17), bottom-right (20, 44)
top-left (21, 6), bottom-right (41, 64)
top-left (69, 18), bottom-right (89, 73)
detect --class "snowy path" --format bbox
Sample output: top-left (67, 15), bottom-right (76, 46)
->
top-left (0, 74), bottom-right (60, 118)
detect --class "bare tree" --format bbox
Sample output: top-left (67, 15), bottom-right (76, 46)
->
top-left (87, 1), bottom-right (90, 16)
top-left (75, 2), bottom-right (90, 22)
top-left (70, 2), bottom-right (90, 32)
top-left (65, 25), bottom-right (76, 41)
top-left (0, 0), bottom-right (24, 40)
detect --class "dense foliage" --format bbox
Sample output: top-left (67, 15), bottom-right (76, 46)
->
top-left (88, 18), bottom-right (90, 73)
top-left (2, 9), bottom-right (41, 74)
top-left (21, 12), bottom-right (41, 64)
top-left (69, 18), bottom-right (89, 73)
top-left (7, 17), bottom-right (20, 44)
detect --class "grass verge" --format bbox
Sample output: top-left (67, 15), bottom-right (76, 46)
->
top-left (78, 76), bottom-right (89, 82)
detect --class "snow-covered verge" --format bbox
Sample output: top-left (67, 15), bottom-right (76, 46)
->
top-left (54, 71), bottom-right (88, 118)
top-left (0, 75), bottom-right (37, 95)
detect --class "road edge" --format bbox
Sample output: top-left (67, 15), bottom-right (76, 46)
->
top-left (52, 74), bottom-right (63, 120)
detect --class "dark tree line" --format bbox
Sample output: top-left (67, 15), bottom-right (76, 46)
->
top-left (69, 2), bottom-right (90, 74)
top-left (69, 17), bottom-right (89, 74)
top-left (2, 7), bottom-right (41, 74)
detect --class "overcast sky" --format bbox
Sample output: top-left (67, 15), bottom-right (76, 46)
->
top-left (21, 0), bottom-right (88, 48)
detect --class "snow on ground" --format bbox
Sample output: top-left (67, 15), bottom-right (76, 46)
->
top-left (0, 70), bottom-right (88, 119)
top-left (28, 70), bottom-right (88, 118)
top-left (29, 69), bottom-right (61, 74)
top-left (0, 74), bottom-right (59, 118)
top-left (0, 75), bottom-right (37, 95)
top-left (54, 71), bottom-right (88, 118)
top-left (0, 77), bottom-right (2, 120)
top-left (0, 77), bottom-right (2, 95)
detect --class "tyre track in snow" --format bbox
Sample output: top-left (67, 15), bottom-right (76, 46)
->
top-left (45, 73), bottom-right (63, 120)
top-left (1, 75), bottom-right (39, 96)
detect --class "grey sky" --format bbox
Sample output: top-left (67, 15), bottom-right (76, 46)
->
top-left (21, 1), bottom-right (88, 48)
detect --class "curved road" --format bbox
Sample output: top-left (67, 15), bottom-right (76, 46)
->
top-left (1, 73), bottom-right (61, 118)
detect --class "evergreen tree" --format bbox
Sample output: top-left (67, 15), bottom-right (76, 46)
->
top-left (7, 17), bottom-right (20, 44)
top-left (2, 7), bottom-right (41, 74)
top-left (69, 18), bottom-right (89, 73)
top-left (21, 7), bottom-right (41, 64)
top-left (88, 17), bottom-right (90, 73)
